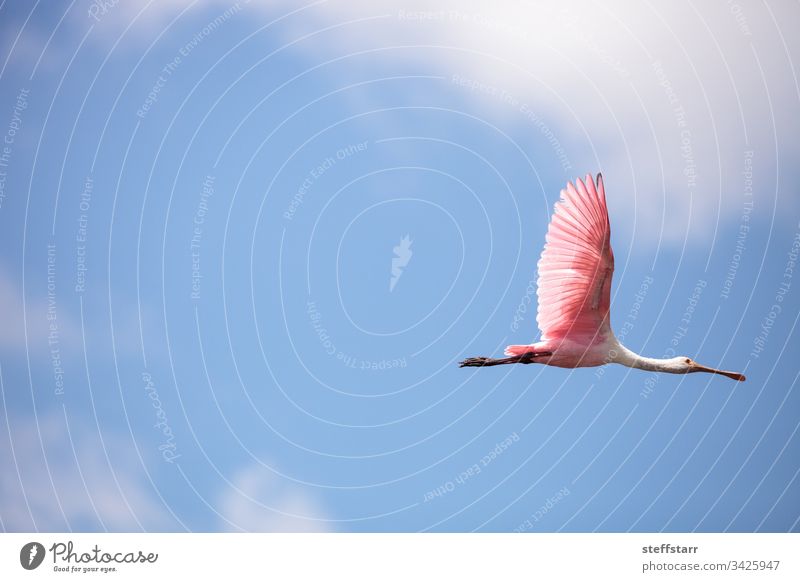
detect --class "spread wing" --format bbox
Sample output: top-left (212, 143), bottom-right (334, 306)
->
top-left (535, 174), bottom-right (614, 342)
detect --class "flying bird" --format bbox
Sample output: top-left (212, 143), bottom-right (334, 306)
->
top-left (459, 174), bottom-right (745, 381)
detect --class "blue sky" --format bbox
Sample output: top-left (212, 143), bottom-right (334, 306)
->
top-left (0, 0), bottom-right (798, 532)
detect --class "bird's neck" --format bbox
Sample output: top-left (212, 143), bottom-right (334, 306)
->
top-left (610, 342), bottom-right (677, 373)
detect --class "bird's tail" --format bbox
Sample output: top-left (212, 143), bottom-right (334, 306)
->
top-left (504, 345), bottom-right (536, 356)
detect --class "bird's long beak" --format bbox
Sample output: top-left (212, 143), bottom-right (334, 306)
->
top-left (690, 363), bottom-right (746, 382)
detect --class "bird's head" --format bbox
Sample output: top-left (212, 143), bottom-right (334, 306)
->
top-left (670, 356), bottom-right (746, 381)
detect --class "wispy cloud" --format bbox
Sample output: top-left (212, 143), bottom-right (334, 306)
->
top-left (0, 264), bottom-right (147, 362)
top-left (257, 0), bottom-right (799, 242)
top-left (0, 265), bottom-right (79, 353)
top-left (10, 1), bottom-right (797, 245)
top-left (219, 462), bottom-right (331, 532)
top-left (0, 410), bottom-right (168, 531)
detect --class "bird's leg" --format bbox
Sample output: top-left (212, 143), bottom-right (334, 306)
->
top-left (459, 356), bottom-right (510, 367)
top-left (459, 352), bottom-right (551, 367)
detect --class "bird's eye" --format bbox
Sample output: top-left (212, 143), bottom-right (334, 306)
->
top-left (684, 359), bottom-right (691, 364)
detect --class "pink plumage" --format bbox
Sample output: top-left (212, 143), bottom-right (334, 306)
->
top-left (460, 173), bottom-right (745, 381)
top-left (534, 174), bottom-right (613, 342)
top-left (503, 174), bottom-right (614, 367)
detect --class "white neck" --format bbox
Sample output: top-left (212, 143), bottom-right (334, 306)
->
top-left (609, 341), bottom-right (680, 373)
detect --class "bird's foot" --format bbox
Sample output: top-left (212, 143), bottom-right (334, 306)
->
top-left (459, 356), bottom-right (491, 367)
top-left (459, 351), bottom-right (553, 368)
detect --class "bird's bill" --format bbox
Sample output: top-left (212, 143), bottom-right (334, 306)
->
top-left (690, 363), bottom-right (746, 382)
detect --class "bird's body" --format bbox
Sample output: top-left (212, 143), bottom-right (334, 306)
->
top-left (460, 174), bottom-right (745, 382)
top-left (505, 337), bottom-right (613, 369)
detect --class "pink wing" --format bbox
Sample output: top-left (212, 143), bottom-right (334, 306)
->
top-left (535, 174), bottom-right (614, 343)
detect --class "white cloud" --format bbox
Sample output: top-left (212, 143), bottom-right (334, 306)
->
top-left (0, 265), bottom-right (80, 353)
top-left (0, 264), bottom-right (155, 362)
top-left (258, 0), bottom-right (799, 243)
top-left (219, 462), bottom-right (331, 532)
top-left (79, 0), bottom-right (247, 43)
top-left (10, 0), bottom-right (798, 246)
top-left (0, 411), bottom-right (168, 531)
top-left (0, 268), bottom-right (28, 350)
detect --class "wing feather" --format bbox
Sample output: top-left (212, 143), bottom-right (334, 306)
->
top-left (535, 174), bottom-right (614, 342)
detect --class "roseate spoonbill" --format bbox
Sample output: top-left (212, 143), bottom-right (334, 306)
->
top-left (459, 174), bottom-right (745, 381)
